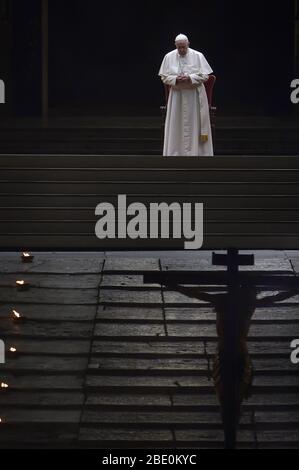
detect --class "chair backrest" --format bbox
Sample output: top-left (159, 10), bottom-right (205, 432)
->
top-left (204, 74), bottom-right (216, 107)
top-left (164, 74), bottom-right (216, 107)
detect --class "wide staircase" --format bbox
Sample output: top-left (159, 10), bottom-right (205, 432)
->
top-left (0, 153), bottom-right (299, 448)
top-left (0, 155), bottom-right (299, 250)
top-left (0, 116), bottom-right (298, 155)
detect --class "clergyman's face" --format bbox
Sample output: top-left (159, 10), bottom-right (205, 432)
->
top-left (175, 41), bottom-right (189, 56)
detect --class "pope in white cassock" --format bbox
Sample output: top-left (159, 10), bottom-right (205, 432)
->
top-left (159, 34), bottom-right (214, 156)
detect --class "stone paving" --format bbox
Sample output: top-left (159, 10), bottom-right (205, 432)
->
top-left (0, 250), bottom-right (298, 448)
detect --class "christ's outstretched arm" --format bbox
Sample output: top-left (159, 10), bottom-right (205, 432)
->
top-left (163, 282), bottom-right (216, 303)
top-left (256, 289), bottom-right (299, 306)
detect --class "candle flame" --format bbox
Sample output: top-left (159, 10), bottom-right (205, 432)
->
top-left (22, 252), bottom-right (31, 257)
top-left (9, 347), bottom-right (17, 353)
top-left (12, 310), bottom-right (21, 319)
top-left (16, 280), bottom-right (25, 286)
top-left (1, 383), bottom-right (8, 389)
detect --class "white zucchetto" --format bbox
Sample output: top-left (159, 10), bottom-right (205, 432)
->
top-left (175, 33), bottom-right (189, 43)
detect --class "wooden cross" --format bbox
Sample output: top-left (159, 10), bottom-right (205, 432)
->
top-left (143, 248), bottom-right (299, 449)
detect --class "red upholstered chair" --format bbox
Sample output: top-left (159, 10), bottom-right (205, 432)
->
top-left (204, 74), bottom-right (216, 109)
top-left (204, 74), bottom-right (217, 126)
top-left (161, 74), bottom-right (217, 128)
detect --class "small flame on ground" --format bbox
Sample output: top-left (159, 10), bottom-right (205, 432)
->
top-left (12, 310), bottom-right (21, 319)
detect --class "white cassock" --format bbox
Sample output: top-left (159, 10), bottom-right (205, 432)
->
top-left (158, 48), bottom-right (214, 156)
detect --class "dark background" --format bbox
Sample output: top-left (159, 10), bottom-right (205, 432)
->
top-left (2, 0), bottom-right (297, 116)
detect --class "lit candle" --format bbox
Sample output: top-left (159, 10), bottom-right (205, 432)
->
top-left (1, 383), bottom-right (8, 389)
top-left (12, 310), bottom-right (26, 322)
top-left (12, 309), bottom-right (21, 319)
top-left (21, 252), bottom-right (34, 263)
top-left (16, 280), bottom-right (30, 291)
top-left (7, 346), bottom-right (18, 358)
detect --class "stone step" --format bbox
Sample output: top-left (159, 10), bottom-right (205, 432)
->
top-left (0, 127), bottom-right (298, 155)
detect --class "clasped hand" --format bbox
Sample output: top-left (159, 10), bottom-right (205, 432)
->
top-left (176, 74), bottom-right (191, 84)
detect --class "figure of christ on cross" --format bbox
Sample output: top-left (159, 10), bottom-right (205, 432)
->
top-left (164, 282), bottom-right (299, 417)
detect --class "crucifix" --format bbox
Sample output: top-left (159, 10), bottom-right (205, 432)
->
top-left (143, 248), bottom-right (299, 449)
